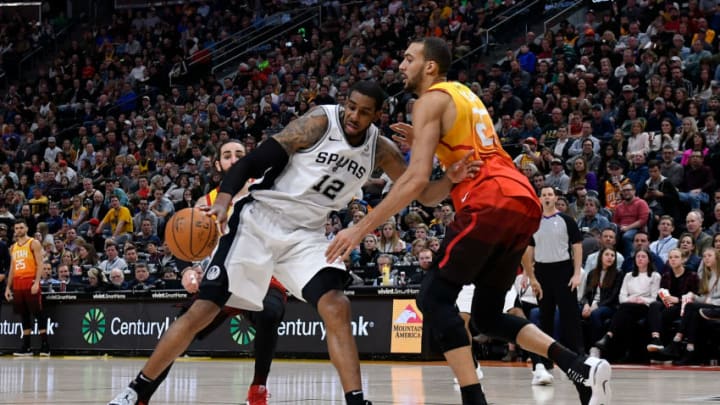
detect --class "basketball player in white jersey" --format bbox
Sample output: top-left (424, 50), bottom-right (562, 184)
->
top-left (110, 140), bottom-right (287, 405)
top-left (108, 80), bottom-right (479, 405)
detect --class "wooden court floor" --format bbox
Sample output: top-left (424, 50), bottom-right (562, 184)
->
top-left (0, 357), bottom-right (718, 404)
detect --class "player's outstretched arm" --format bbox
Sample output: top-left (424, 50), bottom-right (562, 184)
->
top-left (373, 135), bottom-right (480, 207)
top-left (326, 93), bottom-right (445, 262)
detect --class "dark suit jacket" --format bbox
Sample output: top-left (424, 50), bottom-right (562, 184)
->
top-left (581, 268), bottom-right (623, 309)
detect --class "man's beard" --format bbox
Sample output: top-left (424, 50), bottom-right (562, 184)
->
top-left (404, 76), bottom-right (418, 93)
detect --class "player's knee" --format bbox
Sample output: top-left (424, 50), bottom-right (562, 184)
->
top-left (317, 290), bottom-right (351, 323)
top-left (184, 300), bottom-right (222, 332)
top-left (302, 267), bottom-right (348, 309)
top-left (256, 291), bottom-right (286, 326)
top-left (431, 315), bottom-right (469, 353)
top-left (417, 282), bottom-right (468, 352)
top-left (473, 309), bottom-right (530, 342)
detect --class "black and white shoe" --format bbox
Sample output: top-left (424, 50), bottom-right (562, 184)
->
top-left (13, 346), bottom-right (33, 357)
top-left (39, 342), bottom-right (51, 357)
top-left (107, 387), bottom-right (139, 405)
top-left (568, 356), bottom-right (612, 405)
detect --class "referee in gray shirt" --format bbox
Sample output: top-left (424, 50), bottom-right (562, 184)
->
top-left (524, 186), bottom-right (585, 372)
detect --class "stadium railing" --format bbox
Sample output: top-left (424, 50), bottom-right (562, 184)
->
top-left (453, 0), bottom-right (541, 72)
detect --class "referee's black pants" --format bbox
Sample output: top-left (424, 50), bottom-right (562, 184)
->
top-left (535, 260), bottom-right (584, 363)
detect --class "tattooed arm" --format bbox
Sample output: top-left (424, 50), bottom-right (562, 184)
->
top-left (205, 107), bottom-right (329, 226)
top-left (272, 106), bottom-right (329, 154)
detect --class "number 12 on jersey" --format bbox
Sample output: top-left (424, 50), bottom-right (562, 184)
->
top-left (312, 175), bottom-right (346, 200)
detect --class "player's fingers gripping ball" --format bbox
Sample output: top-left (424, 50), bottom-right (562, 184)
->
top-left (165, 208), bottom-right (220, 261)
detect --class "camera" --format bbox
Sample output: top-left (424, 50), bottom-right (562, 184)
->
top-left (285, 41), bottom-right (292, 47)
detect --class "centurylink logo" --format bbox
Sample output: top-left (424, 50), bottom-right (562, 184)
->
top-left (229, 315), bottom-right (256, 345)
top-left (82, 308), bottom-right (106, 344)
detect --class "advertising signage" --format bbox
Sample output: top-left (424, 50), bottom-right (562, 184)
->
top-left (0, 297), bottom-right (397, 355)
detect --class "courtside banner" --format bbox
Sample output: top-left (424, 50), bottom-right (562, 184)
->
top-left (0, 296), bottom-right (393, 355)
top-left (275, 296), bottom-right (392, 353)
top-left (390, 299), bottom-right (423, 353)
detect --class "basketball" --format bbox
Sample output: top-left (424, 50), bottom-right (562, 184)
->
top-left (164, 208), bottom-right (219, 262)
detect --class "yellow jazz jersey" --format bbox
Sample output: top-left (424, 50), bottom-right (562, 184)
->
top-left (202, 178), bottom-right (258, 233)
top-left (429, 81), bottom-right (512, 166)
top-left (427, 82), bottom-right (536, 209)
top-left (203, 179), bottom-right (255, 213)
top-left (204, 187), bottom-right (221, 208)
top-left (203, 187), bottom-right (237, 227)
top-left (11, 238), bottom-right (37, 280)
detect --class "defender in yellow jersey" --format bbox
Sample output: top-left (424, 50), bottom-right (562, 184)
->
top-left (4, 218), bottom-right (47, 356)
top-left (328, 38), bottom-right (612, 405)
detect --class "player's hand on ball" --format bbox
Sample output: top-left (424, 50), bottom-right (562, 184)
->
top-left (200, 203), bottom-right (228, 234)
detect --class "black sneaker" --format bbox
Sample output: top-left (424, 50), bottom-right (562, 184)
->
top-left (673, 350), bottom-right (700, 366)
top-left (501, 349), bottom-right (519, 362)
top-left (13, 346), bottom-right (33, 357)
top-left (39, 342), bottom-right (50, 357)
top-left (646, 337), bottom-right (664, 352)
top-left (660, 341), bottom-right (683, 359)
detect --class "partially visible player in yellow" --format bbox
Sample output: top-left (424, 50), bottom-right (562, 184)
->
top-left (114, 140), bottom-right (286, 405)
top-left (4, 218), bottom-right (47, 356)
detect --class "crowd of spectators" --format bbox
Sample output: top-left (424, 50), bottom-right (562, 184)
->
top-left (0, 0), bottom-right (718, 364)
top-left (479, 0), bottom-right (720, 366)
top-left (0, 0), bottom-right (532, 295)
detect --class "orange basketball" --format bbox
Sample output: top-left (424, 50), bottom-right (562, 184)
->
top-left (164, 208), bottom-right (220, 262)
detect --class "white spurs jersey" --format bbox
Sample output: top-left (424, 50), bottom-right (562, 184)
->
top-left (250, 105), bottom-right (378, 229)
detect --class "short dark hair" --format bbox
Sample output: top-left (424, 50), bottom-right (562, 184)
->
top-left (412, 37), bottom-right (452, 76)
top-left (350, 80), bottom-right (387, 111)
top-left (647, 159), bottom-right (660, 169)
